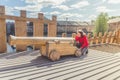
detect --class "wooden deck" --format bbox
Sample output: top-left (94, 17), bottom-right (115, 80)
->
top-left (0, 49), bottom-right (120, 80)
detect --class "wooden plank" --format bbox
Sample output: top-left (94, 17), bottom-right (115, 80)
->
top-left (101, 32), bottom-right (107, 43)
top-left (48, 16), bottom-right (57, 37)
top-left (9, 35), bottom-right (74, 46)
top-left (0, 18), bottom-right (6, 53)
top-left (0, 6), bottom-right (6, 53)
top-left (0, 49), bottom-right (120, 80)
top-left (33, 13), bottom-right (44, 50)
top-left (1, 53), bottom-right (116, 80)
top-left (0, 56), bottom-right (110, 79)
top-left (94, 67), bottom-right (120, 80)
top-left (5, 15), bottom-right (50, 24)
top-left (65, 58), bottom-right (120, 80)
top-left (71, 60), bottom-right (120, 80)
top-left (62, 33), bottom-right (67, 37)
top-left (26, 56), bottom-right (119, 80)
top-left (14, 10), bottom-right (27, 51)
top-left (15, 20), bottom-right (27, 51)
top-left (0, 50), bottom-right (112, 75)
top-left (47, 42), bottom-right (76, 56)
top-left (98, 32), bottom-right (102, 43)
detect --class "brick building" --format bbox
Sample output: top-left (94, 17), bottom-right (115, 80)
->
top-left (108, 18), bottom-right (120, 31)
top-left (57, 21), bottom-right (94, 33)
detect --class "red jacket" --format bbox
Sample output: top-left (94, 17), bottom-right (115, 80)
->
top-left (75, 35), bottom-right (89, 48)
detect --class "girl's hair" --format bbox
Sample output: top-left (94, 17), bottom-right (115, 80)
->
top-left (78, 30), bottom-right (84, 37)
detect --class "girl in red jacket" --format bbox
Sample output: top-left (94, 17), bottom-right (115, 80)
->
top-left (75, 30), bottom-right (89, 55)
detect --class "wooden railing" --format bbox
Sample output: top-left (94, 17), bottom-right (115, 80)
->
top-left (62, 28), bottom-right (120, 46)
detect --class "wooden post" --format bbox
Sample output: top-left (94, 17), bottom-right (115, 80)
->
top-left (98, 32), bottom-right (102, 44)
top-left (113, 30), bottom-right (118, 43)
top-left (62, 33), bottom-right (67, 37)
top-left (101, 32), bottom-right (107, 43)
top-left (34, 13), bottom-right (44, 37)
top-left (93, 33), bottom-right (98, 44)
top-left (15, 10), bottom-right (27, 51)
top-left (33, 13), bottom-right (44, 50)
top-left (90, 33), bottom-right (96, 45)
top-left (110, 31), bottom-right (115, 44)
top-left (0, 6), bottom-right (7, 53)
top-left (48, 15), bottom-right (57, 37)
top-left (116, 30), bottom-right (119, 44)
top-left (87, 33), bottom-right (91, 45)
top-left (106, 32), bottom-right (112, 43)
top-left (72, 33), bottom-right (76, 38)
top-left (20, 10), bottom-right (26, 18)
top-left (118, 29), bottom-right (120, 44)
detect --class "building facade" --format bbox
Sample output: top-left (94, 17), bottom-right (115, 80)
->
top-left (108, 18), bottom-right (120, 31)
top-left (57, 21), bottom-right (94, 33)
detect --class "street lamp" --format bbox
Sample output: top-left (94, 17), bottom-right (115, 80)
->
top-left (65, 17), bottom-right (68, 34)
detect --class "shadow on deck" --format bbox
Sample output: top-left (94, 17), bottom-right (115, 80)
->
top-left (0, 50), bottom-right (120, 80)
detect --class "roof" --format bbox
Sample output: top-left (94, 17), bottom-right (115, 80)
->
top-left (57, 21), bottom-right (90, 26)
top-left (108, 18), bottom-right (120, 23)
top-left (0, 49), bottom-right (120, 80)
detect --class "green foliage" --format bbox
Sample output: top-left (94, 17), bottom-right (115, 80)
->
top-left (109, 16), bottom-right (120, 19)
top-left (94, 13), bottom-right (108, 35)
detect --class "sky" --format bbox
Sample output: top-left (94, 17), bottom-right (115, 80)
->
top-left (0, 0), bottom-right (120, 21)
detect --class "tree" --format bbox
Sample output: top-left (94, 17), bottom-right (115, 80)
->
top-left (109, 16), bottom-right (120, 19)
top-left (94, 13), bottom-right (108, 35)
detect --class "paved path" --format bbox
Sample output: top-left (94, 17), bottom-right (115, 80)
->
top-left (0, 49), bottom-right (120, 80)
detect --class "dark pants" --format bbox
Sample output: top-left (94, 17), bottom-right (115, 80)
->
top-left (81, 47), bottom-right (88, 55)
top-left (76, 43), bottom-right (88, 55)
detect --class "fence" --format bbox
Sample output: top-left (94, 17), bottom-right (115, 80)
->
top-left (0, 5), bottom-right (120, 53)
top-left (0, 6), bottom-right (57, 53)
top-left (66, 29), bottom-right (120, 46)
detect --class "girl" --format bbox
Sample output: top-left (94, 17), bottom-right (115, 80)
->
top-left (75, 30), bottom-right (89, 55)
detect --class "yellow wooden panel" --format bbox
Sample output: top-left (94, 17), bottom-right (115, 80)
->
top-left (15, 20), bottom-right (27, 51)
top-left (0, 19), bottom-right (6, 53)
top-left (50, 16), bottom-right (57, 37)
top-left (47, 42), bottom-right (76, 56)
top-left (33, 21), bottom-right (44, 49)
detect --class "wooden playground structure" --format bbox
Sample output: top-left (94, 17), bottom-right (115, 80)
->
top-left (9, 29), bottom-right (120, 61)
top-left (87, 29), bottom-right (120, 45)
top-left (9, 35), bottom-right (79, 61)
top-left (0, 5), bottom-right (57, 52)
top-left (0, 5), bottom-right (120, 61)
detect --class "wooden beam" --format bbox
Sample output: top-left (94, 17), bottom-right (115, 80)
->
top-left (0, 18), bottom-right (6, 53)
top-left (5, 15), bottom-right (51, 24)
top-left (48, 16), bottom-right (57, 37)
top-left (33, 13), bottom-right (44, 49)
top-left (15, 19), bottom-right (27, 51)
top-left (0, 6), bottom-right (7, 53)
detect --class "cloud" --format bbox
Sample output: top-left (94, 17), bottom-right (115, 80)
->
top-left (14, 5), bottom-right (42, 12)
top-left (24, 0), bottom-right (67, 5)
top-left (58, 13), bottom-right (83, 21)
top-left (108, 0), bottom-right (120, 4)
top-left (17, 0), bottom-right (69, 12)
top-left (96, 6), bottom-right (115, 12)
top-left (71, 1), bottom-right (89, 8)
top-left (5, 6), bottom-right (14, 15)
top-left (38, 0), bottom-right (67, 5)
top-left (50, 11), bottom-right (61, 15)
top-left (52, 5), bottom-right (71, 11)
top-left (93, 0), bottom-right (107, 6)
top-left (24, 0), bottom-right (36, 4)
top-left (88, 15), bottom-right (96, 20)
top-left (102, 0), bottom-right (107, 2)
top-left (27, 12), bottom-right (38, 18)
